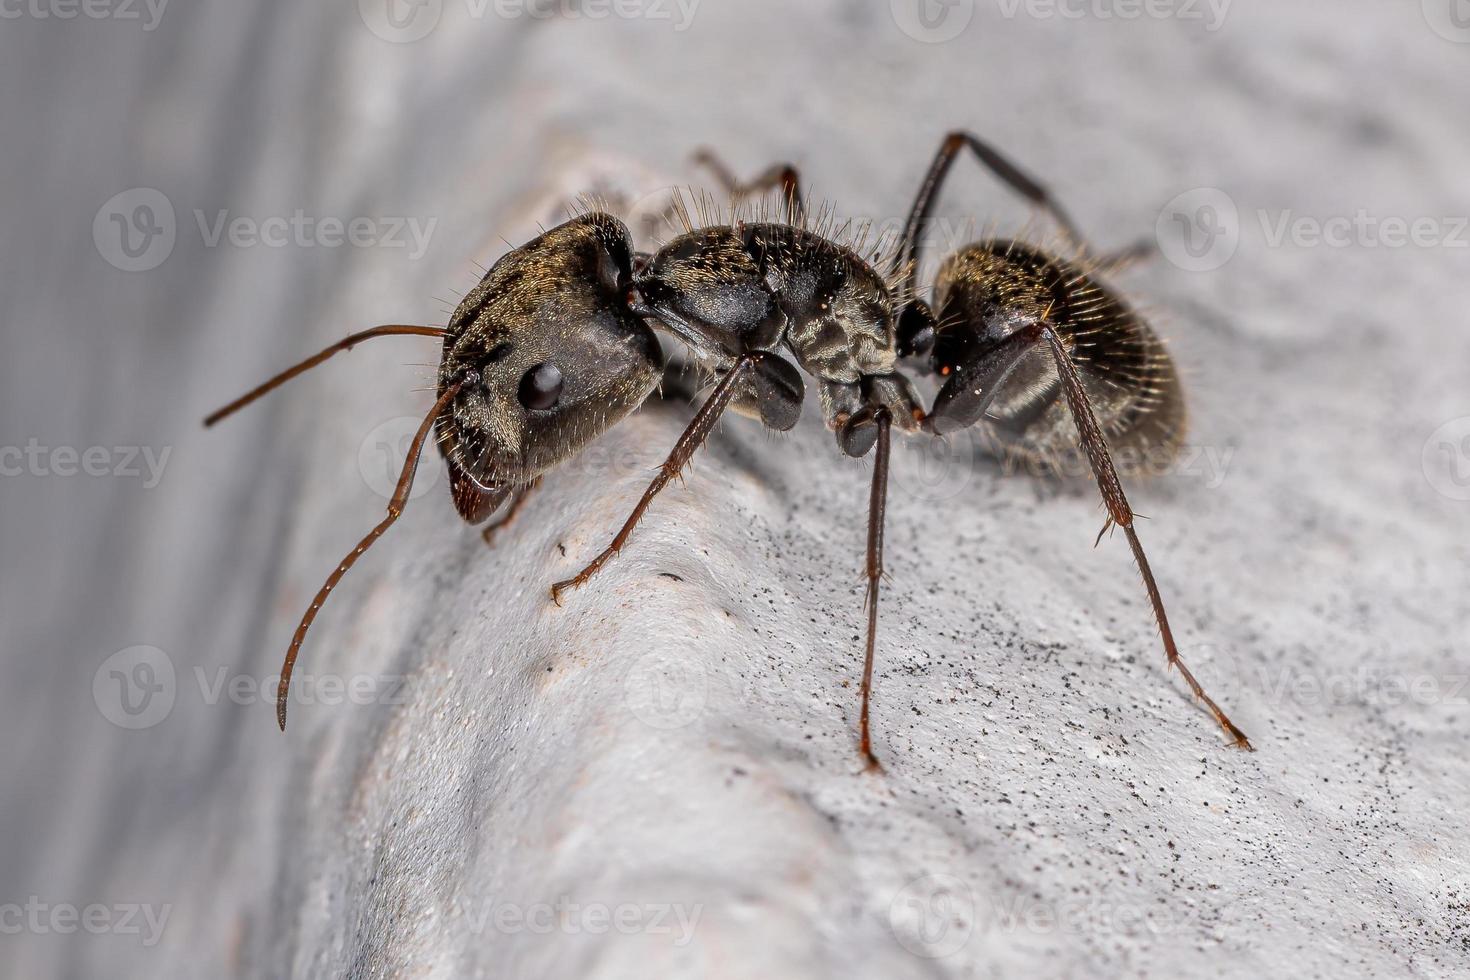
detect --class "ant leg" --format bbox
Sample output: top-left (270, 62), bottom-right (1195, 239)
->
top-left (853, 406), bottom-right (893, 771)
top-left (480, 477), bottom-right (542, 547)
top-left (1097, 238), bottom-right (1157, 269)
top-left (692, 148), bottom-right (804, 224)
top-left (927, 323), bottom-right (1047, 434)
top-left (895, 131), bottom-right (1090, 298)
top-left (925, 325), bottom-right (1251, 748)
top-left (549, 353), bottom-right (759, 605)
top-left (1037, 325), bottom-right (1252, 749)
top-left (276, 381), bottom-right (463, 731)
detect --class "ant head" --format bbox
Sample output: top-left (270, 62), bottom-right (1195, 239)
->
top-left (437, 213), bottom-right (664, 491)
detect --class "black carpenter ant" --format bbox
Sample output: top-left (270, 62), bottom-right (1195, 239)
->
top-left (204, 130), bottom-right (1251, 765)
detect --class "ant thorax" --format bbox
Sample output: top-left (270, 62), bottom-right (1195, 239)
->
top-left (633, 214), bottom-right (919, 438)
top-left (637, 224), bottom-right (898, 371)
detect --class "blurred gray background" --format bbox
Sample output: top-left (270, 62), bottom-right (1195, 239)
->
top-left (3, 1), bottom-right (1469, 977)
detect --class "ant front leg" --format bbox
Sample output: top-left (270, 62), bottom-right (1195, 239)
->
top-left (692, 148), bottom-right (805, 225)
top-left (550, 351), bottom-right (793, 604)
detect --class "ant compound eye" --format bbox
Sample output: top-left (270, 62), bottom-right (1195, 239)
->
top-left (517, 362), bottom-right (564, 411)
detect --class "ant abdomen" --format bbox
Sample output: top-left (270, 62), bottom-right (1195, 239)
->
top-left (930, 239), bottom-right (1185, 471)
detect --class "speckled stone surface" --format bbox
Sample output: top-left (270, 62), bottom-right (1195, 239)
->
top-left (3, 2), bottom-right (1468, 977)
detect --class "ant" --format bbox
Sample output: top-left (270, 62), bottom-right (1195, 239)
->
top-left (204, 130), bottom-right (1251, 766)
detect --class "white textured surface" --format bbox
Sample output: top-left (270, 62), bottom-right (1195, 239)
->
top-left (3, 2), bottom-right (1470, 977)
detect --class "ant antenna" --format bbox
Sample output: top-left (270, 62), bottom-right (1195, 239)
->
top-left (276, 380), bottom-right (464, 730)
top-left (203, 325), bottom-right (446, 427)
